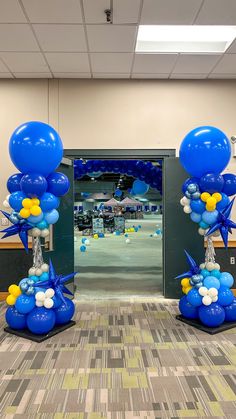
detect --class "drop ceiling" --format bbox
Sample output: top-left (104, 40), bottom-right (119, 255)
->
top-left (0, 0), bottom-right (236, 79)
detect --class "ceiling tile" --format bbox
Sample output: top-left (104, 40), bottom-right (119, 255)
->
top-left (173, 54), bottom-right (220, 74)
top-left (141, 0), bottom-right (202, 24)
top-left (0, 72), bottom-right (13, 78)
top-left (0, 52), bottom-right (49, 72)
top-left (93, 73), bottom-right (130, 78)
top-left (208, 73), bottom-right (236, 79)
top-left (0, 58), bottom-right (9, 72)
top-left (0, 24), bottom-right (39, 51)
top-left (13, 72), bottom-right (52, 78)
top-left (0, 0), bottom-right (27, 23)
top-left (113, 0), bottom-right (141, 24)
top-left (225, 39), bottom-right (236, 54)
top-left (83, 0), bottom-right (110, 24)
top-left (53, 72), bottom-right (91, 78)
top-left (170, 73), bottom-right (207, 79)
top-left (211, 54), bottom-right (236, 74)
top-left (132, 73), bottom-right (169, 78)
top-left (22, 0), bottom-right (82, 23)
top-left (45, 53), bottom-right (90, 72)
top-left (195, 0), bottom-right (236, 25)
top-left (33, 24), bottom-right (87, 52)
top-left (87, 25), bottom-right (137, 52)
top-left (90, 53), bottom-right (133, 73)
top-left (133, 54), bottom-right (177, 73)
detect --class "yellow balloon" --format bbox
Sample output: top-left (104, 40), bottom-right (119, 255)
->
top-left (31, 198), bottom-right (40, 206)
top-left (94, 234), bottom-right (98, 239)
top-left (30, 205), bottom-right (42, 216)
top-left (20, 208), bottom-right (31, 218)
top-left (182, 287), bottom-right (187, 294)
top-left (11, 285), bottom-right (21, 297)
top-left (6, 294), bottom-right (16, 305)
top-left (185, 286), bottom-right (192, 294)
top-left (207, 197), bottom-right (217, 206)
top-left (22, 198), bottom-right (32, 209)
top-left (212, 192), bottom-right (222, 203)
top-left (206, 204), bottom-right (216, 212)
top-left (201, 192), bottom-right (210, 202)
top-left (181, 278), bottom-right (190, 287)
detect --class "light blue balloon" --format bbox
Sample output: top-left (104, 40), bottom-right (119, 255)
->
top-left (200, 269), bottom-right (210, 278)
top-left (39, 272), bottom-right (49, 282)
top-left (28, 213), bottom-right (44, 224)
top-left (211, 269), bottom-right (221, 279)
top-left (203, 276), bottom-right (221, 290)
top-left (44, 209), bottom-right (59, 224)
top-left (36, 220), bottom-right (49, 230)
top-left (190, 212), bottom-right (202, 223)
top-left (199, 221), bottom-right (209, 229)
top-left (219, 272), bottom-right (234, 288)
top-left (29, 275), bottom-right (38, 282)
top-left (202, 210), bottom-right (219, 225)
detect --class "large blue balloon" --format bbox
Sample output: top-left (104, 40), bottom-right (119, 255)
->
top-left (132, 180), bottom-right (149, 195)
top-left (47, 172), bottom-right (70, 197)
top-left (54, 297), bottom-right (75, 325)
top-left (203, 276), bottom-right (220, 290)
top-left (20, 173), bottom-right (47, 198)
top-left (5, 306), bottom-right (27, 330)
top-left (202, 210), bottom-right (219, 225)
top-left (222, 174), bottom-right (236, 196)
top-left (7, 173), bottom-right (23, 193)
top-left (9, 191), bottom-right (26, 211)
top-left (199, 173), bottom-right (224, 194)
top-left (179, 295), bottom-right (198, 319)
top-left (40, 192), bottom-right (60, 212)
top-left (27, 307), bottom-right (56, 334)
top-left (15, 294), bottom-right (35, 314)
top-left (186, 289), bottom-right (202, 307)
top-left (179, 126), bottom-right (231, 178)
top-left (198, 303), bottom-right (225, 327)
top-left (217, 286), bottom-right (234, 306)
top-left (9, 121), bottom-right (63, 176)
top-left (224, 298), bottom-right (236, 322)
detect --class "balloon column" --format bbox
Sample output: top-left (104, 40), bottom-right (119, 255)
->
top-left (178, 126), bottom-right (236, 328)
top-left (2, 121), bottom-right (76, 336)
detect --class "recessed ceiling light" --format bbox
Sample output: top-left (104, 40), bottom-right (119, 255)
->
top-left (136, 25), bottom-right (236, 53)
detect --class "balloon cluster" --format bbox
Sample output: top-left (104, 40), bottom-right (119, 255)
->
top-left (74, 160), bottom-right (162, 193)
top-left (179, 126), bottom-right (236, 247)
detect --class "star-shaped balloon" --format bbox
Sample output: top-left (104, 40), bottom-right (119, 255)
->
top-left (206, 198), bottom-right (236, 248)
top-left (33, 259), bottom-right (77, 304)
top-left (0, 210), bottom-right (32, 253)
top-left (175, 250), bottom-right (200, 279)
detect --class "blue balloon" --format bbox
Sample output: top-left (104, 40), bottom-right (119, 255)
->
top-left (190, 212), bottom-right (202, 223)
top-left (44, 209), bottom-right (59, 224)
top-left (28, 275), bottom-right (39, 282)
top-left (186, 289), bottom-right (203, 307)
top-left (211, 269), bottom-right (221, 279)
top-left (218, 286), bottom-right (234, 306)
top-left (190, 199), bottom-right (205, 214)
top-left (15, 294), bottom-right (35, 314)
top-left (202, 210), bottom-right (219, 225)
top-left (201, 269), bottom-right (210, 278)
top-left (9, 212), bottom-right (20, 224)
top-left (179, 296), bottom-right (198, 319)
top-left (5, 306), bottom-right (27, 330)
top-left (179, 126), bottom-right (231, 178)
top-left (20, 173), bottom-right (47, 197)
top-left (9, 191), bottom-right (26, 211)
top-left (199, 221), bottom-right (209, 229)
top-left (182, 178), bottom-right (200, 194)
top-left (198, 303), bottom-right (225, 327)
top-left (80, 245), bottom-right (86, 252)
top-left (222, 174), bottom-right (236, 196)
top-left (54, 297), bottom-right (75, 325)
top-left (9, 121), bottom-right (63, 176)
top-left (40, 192), bottom-right (60, 212)
top-left (81, 237), bottom-right (87, 243)
top-left (39, 272), bottom-right (49, 282)
top-left (52, 295), bottom-right (62, 309)
top-left (47, 172), bottom-right (70, 197)
top-left (224, 298), bottom-right (236, 322)
top-left (219, 272), bottom-right (234, 288)
top-left (132, 180), bottom-right (149, 195)
top-left (115, 189), bottom-right (122, 197)
top-left (216, 193), bottom-right (230, 211)
top-left (199, 173), bottom-right (224, 193)
top-left (28, 213), bottom-right (44, 224)
top-left (7, 173), bottom-right (23, 193)
top-left (27, 307), bottom-right (56, 334)
top-left (36, 220), bottom-right (49, 230)
top-left (203, 276), bottom-right (220, 290)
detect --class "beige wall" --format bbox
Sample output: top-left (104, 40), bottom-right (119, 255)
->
top-left (1, 78), bottom-right (236, 240)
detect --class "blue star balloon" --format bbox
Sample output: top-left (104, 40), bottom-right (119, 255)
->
top-left (0, 210), bottom-right (32, 252)
top-left (206, 198), bottom-right (236, 248)
top-left (175, 250), bottom-right (201, 279)
top-left (33, 259), bottom-right (77, 304)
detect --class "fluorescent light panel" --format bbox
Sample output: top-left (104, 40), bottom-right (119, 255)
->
top-left (136, 25), bottom-right (236, 53)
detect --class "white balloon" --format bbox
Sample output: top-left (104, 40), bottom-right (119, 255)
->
top-left (41, 228), bottom-right (49, 238)
top-left (35, 291), bottom-right (45, 302)
top-left (84, 239), bottom-right (90, 246)
top-left (6, 194), bottom-right (10, 202)
top-left (199, 286), bottom-right (208, 296)
top-left (44, 298), bottom-right (54, 309)
top-left (45, 288), bottom-right (55, 298)
top-left (199, 263), bottom-right (205, 270)
top-left (28, 267), bottom-right (36, 276)
top-left (212, 295), bottom-right (218, 302)
top-left (206, 262), bottom-right (215, 271)
top-left (180, 198), bottom-right (185, 206)
top-left (125, 238), bottom-right (131, 244)
top-left (198, 228), bottom-right (206, 236)
top-left (182, 196), bottom-right (190, 205)
top-left (183, 205), bottom-right (192, 214)
top-left (31, 227), bottom-right (41, 237)
top-left (3, 200), bottom-right (10, 208)
top-left (36, 300), bottom-right (44, 307)
top-left (208, 287), bottom-right (218, 298)
top-left (153, 233), bottom-right (158, 237)
top-left (214, 263), bottom-right (220, 271)
top-left (202, 295), bottom-right (212, 306)
top-left (41, 263), bottom-right (49, 273)
top-left (35, 268), bottom-right (42, 276)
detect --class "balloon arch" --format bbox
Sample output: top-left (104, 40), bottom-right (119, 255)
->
top-left (74, 159), bottom-right (162, 194)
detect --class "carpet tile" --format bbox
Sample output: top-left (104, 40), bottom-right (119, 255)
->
top-left (0, 300), bottom-right (236, 418)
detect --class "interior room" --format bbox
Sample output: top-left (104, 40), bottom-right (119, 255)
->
top-left (0, 1), bottom-right (236, 418)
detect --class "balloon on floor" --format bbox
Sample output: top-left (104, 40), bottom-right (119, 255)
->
top-left (2, 121), bottom-right (76, 335)
top-left (178, 126), bottom-right (236, 327)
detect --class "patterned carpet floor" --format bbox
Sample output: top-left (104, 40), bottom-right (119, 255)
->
top-left (0, 299), bottom-right (236, 419)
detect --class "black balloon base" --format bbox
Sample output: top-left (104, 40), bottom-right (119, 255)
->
top-left (176, 315), bottom-right (236, 335)
top-left (4, 320), bottom-right (76, 342)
